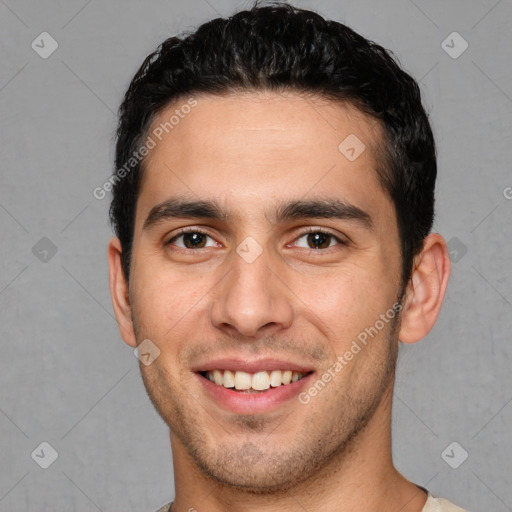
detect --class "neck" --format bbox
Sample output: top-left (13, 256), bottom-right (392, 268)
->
top-left (169, 383), bottom-right (427, 512)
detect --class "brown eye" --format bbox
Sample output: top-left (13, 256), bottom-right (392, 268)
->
top-left (306, 232), bottom-right (332, 249)
top-left (167, 230), bottom-right (216, 250)
top-left (182, 232), bottom-right (207, 248)
top-left (294, 230), bottom-right (341, 250)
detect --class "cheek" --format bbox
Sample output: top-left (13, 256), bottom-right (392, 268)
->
top-left (130, 258), bottom-right (215, 337)
top-left (294, 266), bottom-right (396, 348)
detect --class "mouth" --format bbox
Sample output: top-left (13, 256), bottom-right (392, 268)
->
top-left (194, 362), bottom-right (315, 414)
top-left (198, 369), bottom-right (312, 393)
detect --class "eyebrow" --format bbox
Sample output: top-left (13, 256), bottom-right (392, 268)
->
top-left (270, 198), bottom-right (373, 230)
top-left (143, 199), bottom-right (228, 231)
top-left (142, 197), bottom-right (373, 231)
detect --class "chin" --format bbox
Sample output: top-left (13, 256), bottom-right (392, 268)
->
top-left (186, 438), bottom-right (328, 495)
top-left (198, 462), bottom-right (307, 495)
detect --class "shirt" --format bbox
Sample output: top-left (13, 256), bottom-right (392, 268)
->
top-left (154, 490), bottom-right (469, 511)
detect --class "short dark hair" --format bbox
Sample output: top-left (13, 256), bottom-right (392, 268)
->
top-left (110, 1), bottom-right (436, 290)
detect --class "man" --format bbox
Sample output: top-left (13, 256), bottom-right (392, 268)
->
top-left (107, 2), bottom-right (467, 511)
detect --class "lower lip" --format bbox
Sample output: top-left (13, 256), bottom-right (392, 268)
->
top-left (196, 372), bottom-right (314, 414)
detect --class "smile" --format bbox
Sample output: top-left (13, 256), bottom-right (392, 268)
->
top-left (200, 369), bottom-right (311, 392)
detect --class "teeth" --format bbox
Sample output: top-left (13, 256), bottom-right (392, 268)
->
top-left (270, 370), bottom-right (282, 387)
top-left (281, 370), bottom-right (292, 385)
top-left (252, 371), bottom-right (270, 390)
top-left (213, 369), bottom-right (223, 386)
top-left (204, 370), bottom-right (307, 390)
top-left (223, 370), bottom-right (235, 388)
top-left (234, 371), bottom-right (252, 390)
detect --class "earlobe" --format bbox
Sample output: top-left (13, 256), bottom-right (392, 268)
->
top-left (107, 237), bottom-right (137, 347)
top-left (398, 233), bottom-right (451, 344)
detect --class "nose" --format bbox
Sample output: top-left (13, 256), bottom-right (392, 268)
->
top-left (210, 247), bottom-right (294, 338)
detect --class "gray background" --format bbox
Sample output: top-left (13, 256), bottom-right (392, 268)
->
top-left (0, 0), bottom-right (511, 511)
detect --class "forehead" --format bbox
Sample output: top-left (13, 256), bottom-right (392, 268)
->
top-left (137, 91), bottom-right (391, 225)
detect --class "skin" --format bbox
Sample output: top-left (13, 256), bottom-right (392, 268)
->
top-left (108, 91), bottom-right (451, 512)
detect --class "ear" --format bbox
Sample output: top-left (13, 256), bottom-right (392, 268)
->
top-left (398, 233), bottom-right (451, 344)
top-left (108, 237), bottom-right (137, 347)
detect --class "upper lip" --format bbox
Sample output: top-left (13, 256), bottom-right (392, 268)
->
top-left (192, 357), bottom-right (314, 374)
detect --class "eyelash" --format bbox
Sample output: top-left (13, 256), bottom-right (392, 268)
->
top-left (165, 227), bottom-right (347, 253)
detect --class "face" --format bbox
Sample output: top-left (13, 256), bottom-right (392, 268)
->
top-left (126, 91), bottom-right (404, 491)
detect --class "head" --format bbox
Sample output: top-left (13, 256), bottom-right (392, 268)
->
top-left (108, 2), bottom-right (450, 494)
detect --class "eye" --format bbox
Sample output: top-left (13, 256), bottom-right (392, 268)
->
top-left (292, 229), bottom-right (345, 250)
top-left (166, 228), bottom-right (218, 250)
top-left (165, 227), bottom-right (346, 253)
